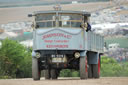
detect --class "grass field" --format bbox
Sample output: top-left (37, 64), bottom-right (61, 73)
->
top-left (105, 36), bottom-right (128, 48)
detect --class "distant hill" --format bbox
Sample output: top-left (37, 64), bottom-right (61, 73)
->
top-left (0, 0), bottom-right (109, 3)
top-left (0, 0), bottom-right (109, 8)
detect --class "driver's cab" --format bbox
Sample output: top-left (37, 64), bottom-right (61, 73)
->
top-left (30, 10), bottom-right (91, 29)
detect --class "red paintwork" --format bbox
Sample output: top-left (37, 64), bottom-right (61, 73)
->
top-left (98, 59), bottom-right (100, 75)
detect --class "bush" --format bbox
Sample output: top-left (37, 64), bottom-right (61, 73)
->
top-left (59, 69), bottom-right (72, 77)
top-left (71, 71), bottom-right (79, 77)
top-left (0, 39), bottom-right (32, 78)
top-left (101, 56), bottom-right (128, 77)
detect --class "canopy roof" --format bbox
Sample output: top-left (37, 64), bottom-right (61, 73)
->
top-left (34, 10), bottom-right (91, 17)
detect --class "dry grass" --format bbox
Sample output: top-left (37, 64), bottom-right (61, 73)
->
top-left (0, 2), bottom-right (112, 25)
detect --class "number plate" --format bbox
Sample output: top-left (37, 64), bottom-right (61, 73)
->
top-left (52, 58), bottom-right (64, 63)
top-left (51, 55), bottom-right (64, 58)
top-left (51, 55), bottom-right (66, 63)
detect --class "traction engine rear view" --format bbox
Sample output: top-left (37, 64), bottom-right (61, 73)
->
top-left (28, 7), bottom-right (104, 80)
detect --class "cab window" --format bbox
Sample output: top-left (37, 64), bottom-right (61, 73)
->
top-left (35, 14), bottom-right (56, 28)
top-left (35, 13), bottom-right (84, 28)
top-left (59, 14), bottom-right (82, 27)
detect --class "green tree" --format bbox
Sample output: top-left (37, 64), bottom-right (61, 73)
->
top-left (0, 38), bottom-right (32, 78)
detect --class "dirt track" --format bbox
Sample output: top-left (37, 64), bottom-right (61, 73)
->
top-left (0, 77), bottom-right (128, 85)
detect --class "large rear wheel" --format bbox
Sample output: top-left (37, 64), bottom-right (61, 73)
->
top-left (80, 56), bottom-right (88, 79)
top-left (32, 57), bottom-right (40, 80)
top-left (88, 64), bottom-right (93, 78)
top-left (92, 59), bottom-right (100, 78)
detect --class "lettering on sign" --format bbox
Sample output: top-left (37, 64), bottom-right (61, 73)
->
top-left (42, 33), bottom-right (72, 40)
top-left (44, 40), bottom-right (69, 43)
top-left (46, 45), bottom-right (68, 48)
top-left (42, 33), bottom-right (72, 48)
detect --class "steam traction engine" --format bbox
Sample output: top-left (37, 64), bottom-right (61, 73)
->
top-left (28, 8), bottom-right (104, 80)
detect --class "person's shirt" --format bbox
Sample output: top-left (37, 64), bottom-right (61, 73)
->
top-left (87, 22), bottom-right (91, 32)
